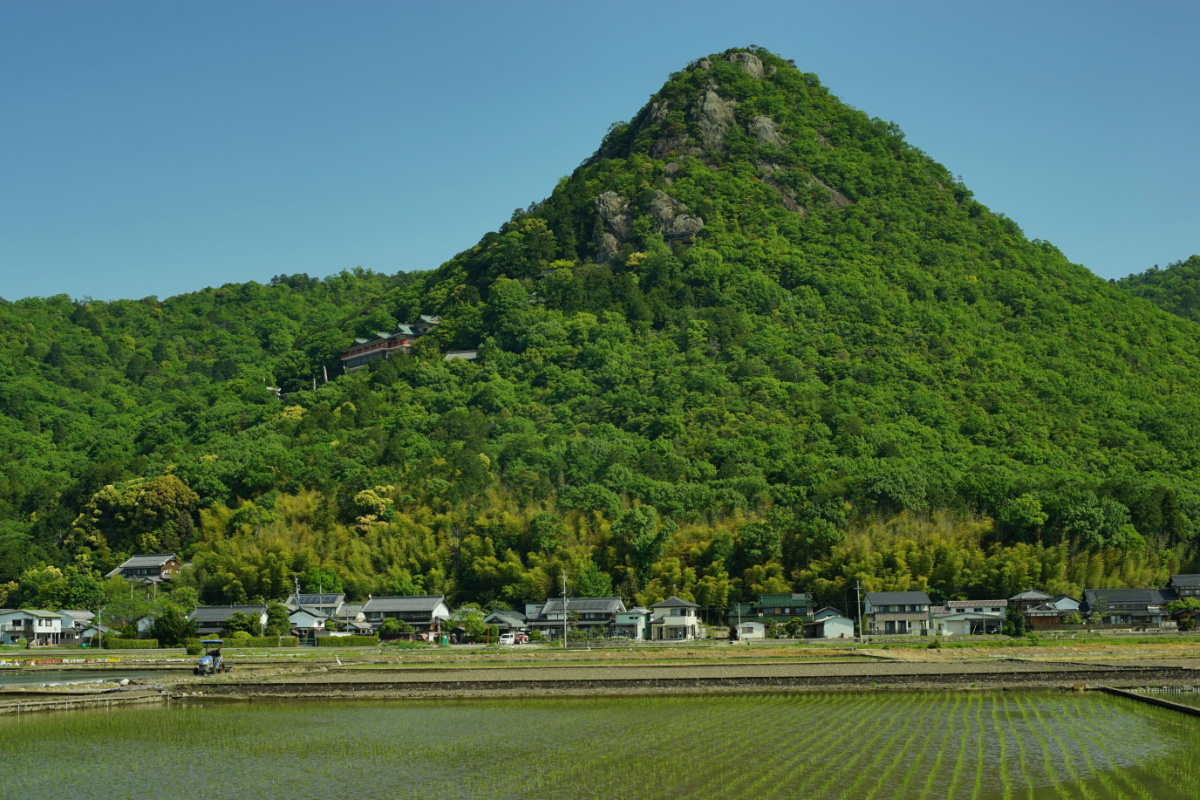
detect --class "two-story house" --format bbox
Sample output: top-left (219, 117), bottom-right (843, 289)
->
top-left (526, 597), bottom-right (626, 638)
top-left (0, 609), bottom-right (63, 646)
top-left (1082, 588), bottom-right (1178, 627)
top-left (105, 554), bottom-right (182, 585)
top-left (285, 593), bottom-right (345, 618)
top-left (187, 605), bottom-right (269, 637)
top-left (1169, 575), bottom-right (1200, 599)
top-left (361, 595), bottom-right (453, 633)
top-left (725, 593), bottom-right (814, 628)
top-left (648, 597), bottom-right (702, 641)
top-left (863, 591), bottom-right (932, 635)
top-left (931, 599), bottom-right (1007, 636)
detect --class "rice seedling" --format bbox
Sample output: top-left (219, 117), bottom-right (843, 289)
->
top-left (1, 690), bottom-right (1197, 799)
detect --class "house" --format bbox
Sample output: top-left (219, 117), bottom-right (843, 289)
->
top-left (1009, 589), bottom-right (1053, 613)
top-left (289, 607), bottom-right (330, 643)
top-left (930, 601), bottom-right (1006, 636)
top-left (339, 316), bottom-right (442, 372)
top-left (56, 609), bottom-right (95, 645)
top-left (0, 609), bottom-right (64, 646)
top-left (483, 610), bottom-right (528, 634)
top-left (648, 597), bottom-right (703, 641)
top-left (1082, 588), bottom-right (1178, 628)
top-left (805, 607), bottom-right (855, 639)
top-left (105, 554), bottom-right (182, 584)
top-left (863, 591), bottom-right (932, 636)
top-left (1169, 575), bottom-right (1200, 599)
top-left (724, 593), bottom-right (814, 627)
top-left (734, 620), bottom-right (766, 640)
top-left (285, 593), bottom-right (344, 618)
top-left (526, 597), bottom-right (627, 637)
top-left (361, 595), bottom-right (453, 633)
top-left (614, 607), bottom-right (651, 640)
top-left (187, 605), bottom-right (269, 637)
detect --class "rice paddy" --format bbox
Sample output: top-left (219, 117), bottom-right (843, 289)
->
top-left (2, 691), bottom-right (1198, 799)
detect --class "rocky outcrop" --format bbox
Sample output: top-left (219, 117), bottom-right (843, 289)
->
top-left (593, 189), bottom-right (704, 259)
top-left (694, 90), bottom-right (736, 151)
top-left (749, 115), bottom-right (785, 148)
top-left (648, 190), bottom-right (704, 236)
top-left (594, 191), bottom-right (631, 239)
top-left (728, 51), bottom-right (765, 79)
top-left (594, 191), bottom-right (632, 262)
top-left (810, 176), bottom-right (852, 207)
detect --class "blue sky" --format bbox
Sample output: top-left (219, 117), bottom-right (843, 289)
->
top-left (2, 1), bottom-right (1197, 301)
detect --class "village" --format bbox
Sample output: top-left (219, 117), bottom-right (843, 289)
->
top-left (3, 550), bottom-right (1198, 649)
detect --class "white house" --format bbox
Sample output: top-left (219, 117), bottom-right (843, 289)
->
top-left (806, 606), bottom-right (855, 639)
top-left (289, 607), bottom-right (330, 642)
top-left (863, 591), bottom-right (932, 635)
top-left (932, 600), bottom-right (1006, 636)
top-left (734, 620), bottom-right (766, 640)
top-left (0, 609), bottom-right (63, 646)
top-left (614, 607), bottom-right (651, 640)
top-left (648, 597), bottom-right (703, 641)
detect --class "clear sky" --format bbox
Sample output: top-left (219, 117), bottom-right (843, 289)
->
top-left (2, 1), bottom-right (1197, 301)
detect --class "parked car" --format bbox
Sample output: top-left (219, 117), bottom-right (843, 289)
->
top-left (498, 633), bottom-right (516, 645)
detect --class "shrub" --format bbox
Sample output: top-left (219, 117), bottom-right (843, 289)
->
top-left (100, 637), bottom-right (160, 650)
top-left (184, 639), bottom-right (202, 656)
top-left (529, 630), bottom-right (544, 641)
top-left (224, 636), bottom-right (298, 648)
top-left (317, 635), bottom-right (378, 647)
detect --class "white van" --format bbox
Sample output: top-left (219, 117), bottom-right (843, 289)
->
top-left (498, 633), bottom-right (516, 646)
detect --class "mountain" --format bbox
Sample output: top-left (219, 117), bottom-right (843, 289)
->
top-left (1116, 256), bottom-right (1200, 324)
top-left (2, 48), bottom-right (1197, 613)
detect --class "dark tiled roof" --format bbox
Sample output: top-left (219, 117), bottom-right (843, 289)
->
top-left (865, 591), bottom-right (931, 605)
top-left (1083, 588), bottom-right (1178, 610)
top-left (362, 596), bottom-right (448, 614)
top-left (188, 605), bottom-right (267, 623)
top-left (651, 596), bottom-right (699, 609)
top-left (1170, 574), bottom-right (1200, 588)
top-left (484, 611), bottom-right (527, 627)
top-left (116, 554), bottom-right (178, 569)
top-left (539, 597), bottom-right (626, 616)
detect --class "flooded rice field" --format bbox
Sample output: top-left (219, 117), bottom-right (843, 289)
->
top-left (0, 670), bottom-right (169, 687)
top-left (1, 691), bottom-right (1197, 799)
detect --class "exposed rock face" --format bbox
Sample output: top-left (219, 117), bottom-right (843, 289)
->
top-left (594, 191), bottom-right (631, 262)
top-left (647, 100), bottom-right (670, 125)
top-left (648, 190), bottom-right (704, 236)
top-left (727, 51), bottom-right (765, 79)
top-left (694, 89), bottom-right (736, 151)
top-left (749, 115), bottom-right (785, 147)
top-left (810, 176), bottom-right (852, 207)
top-left (757, 163), bottom-right (806, 217)
top-left (594, 191), bottom-right (631, 240)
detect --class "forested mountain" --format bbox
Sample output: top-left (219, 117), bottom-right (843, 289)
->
top-left (1116, 256), bottom-right (1200, 324)
top-left (3, 47), bottom-right (1198, 617)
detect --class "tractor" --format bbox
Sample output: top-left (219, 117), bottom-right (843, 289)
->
top-left (194, 639), bottom-right (233, 676)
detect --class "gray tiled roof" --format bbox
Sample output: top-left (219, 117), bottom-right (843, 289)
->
top-left (362, 595), bottom-right (447, 614)
top-left (484, 611), bottom-right (527, 627)
top-left (115, 554), bottom-right (177, 569)
top-left (1009, 590), bottom-right (1052, 601)
top-left (864, 591), bottom-right (931, 605)
top-left (1170, 574), bottom-right (1200, 588)
top-left (651, 596), bottom-right (699, 609)
top-left (539, 597), bottom-right (626, 616)
top-left (188, 605), bottom-right (267, 623)
top-left (1083, 588), bottom-right (1177, 610)
top-left (336, 604), bottom-right (364, 619)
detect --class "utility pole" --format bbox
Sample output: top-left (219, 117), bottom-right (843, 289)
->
top-left (561, 571), bottom-right (568, 650)
top-left (856, 580), bottom-right (864, 644)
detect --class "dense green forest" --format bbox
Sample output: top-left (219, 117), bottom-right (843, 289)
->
top-left (2, 47), bottom-right (1198, 619)
top-left (1116, 256), bottom-right (1200, 324)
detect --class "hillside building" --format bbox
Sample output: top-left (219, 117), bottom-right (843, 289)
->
top-left (339, 316), bottom-right (442, 372)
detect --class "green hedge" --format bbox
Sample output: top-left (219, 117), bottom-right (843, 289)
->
top-left (226, 637), bottom-right (298, 648)
top-left (317, 635), bottom-right (378, 647)
top-left (100, 638), bottom-right (160, 650)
